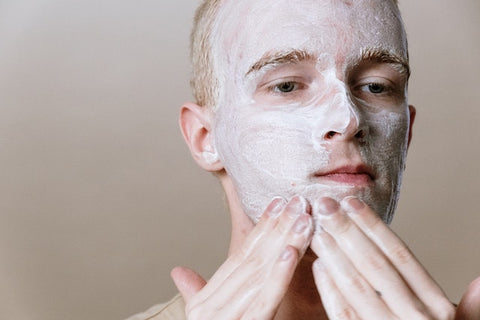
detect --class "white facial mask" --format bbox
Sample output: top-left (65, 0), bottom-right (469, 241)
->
top-left (210, 0), bottom-right (410, 223)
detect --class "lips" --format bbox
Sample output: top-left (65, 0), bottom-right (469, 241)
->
top-left (313, 164), bottom-right (375, 186)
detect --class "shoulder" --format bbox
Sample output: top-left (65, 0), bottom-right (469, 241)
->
top-left (125, 294), bottom-right (186, 320)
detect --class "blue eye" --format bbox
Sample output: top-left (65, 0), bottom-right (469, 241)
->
top-left (275, 81), bottom-right (297, 93)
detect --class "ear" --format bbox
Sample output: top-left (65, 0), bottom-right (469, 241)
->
top-left (179, 102), bottom-right (224, 172)
top-left (407, 105), bottom-right (416, 148)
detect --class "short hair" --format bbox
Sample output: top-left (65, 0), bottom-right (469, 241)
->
top-left (190, 0), bottom-right (401, 110)
top-left (190, 0), bottom-right (223, 110)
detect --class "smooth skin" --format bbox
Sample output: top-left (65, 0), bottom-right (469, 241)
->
top-left (172, 195), bottom-right (480, 319)
top-left (311, 197), bottom-right (454, 319)
top-left (172, 196), bottom-right (314, 319)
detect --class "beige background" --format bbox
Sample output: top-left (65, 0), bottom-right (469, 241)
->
top-left (0, 0), bottom-right (479, 319)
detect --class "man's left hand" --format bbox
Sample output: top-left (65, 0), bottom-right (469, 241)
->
top-left (310, 196), bottom-right (457, 319)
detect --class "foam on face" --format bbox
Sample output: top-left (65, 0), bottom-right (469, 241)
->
top-left (209, 0), bottom-right (410, 223)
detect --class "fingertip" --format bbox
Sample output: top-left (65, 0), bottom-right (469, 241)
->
top-left (467, 276), bottom-right (480, 295)
top-left (314, 197), bottom-right (340, 217)
top-left (265, 196), bottom-right (287, 218)
top-left (283, 195), bottom-right (309, 218)
top-left (341, 196), bottom-right (365, 212)
top-left (170, 265), bottom-right (184, 279)
top-left (170, 266), bottom-right (206, 303)
top-left (456, 276), bottom-right (480, 320)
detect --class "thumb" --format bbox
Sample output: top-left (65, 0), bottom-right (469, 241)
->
top-left (171, 266), bottom-right (207, 303)
top-left (455, 276), bottom-right (480, 320)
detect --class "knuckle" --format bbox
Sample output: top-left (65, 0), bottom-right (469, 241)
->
top-left (332, 306), bottom-right (357, 319)
top-left (235, 244), bottom-right (253, 262)
top-left (317, 231), bottom-right (336, 247)
top-left (367, 213), bottom-right (383, 230)
top-left (244, 252), bottom-right (265, 269)
top-left (283, 245), bottom-right (298, 259)
top-left (344, 276), bottom-right (369, 294)
top-left (333, 216), bottom-right (354, 235)
top-left (435, 301), bottom-right (456, 320)
top-left (406, 305), bottom-right (433, 320)
top-left (244, 269), bottom-right (264, 288)
top-left (364, 250), bottom-right (387, 271)
top-left (390, 243), bottom-right (414, 265)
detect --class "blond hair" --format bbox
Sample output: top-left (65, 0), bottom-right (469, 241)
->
top-left (190, 0), bottom-right (401, 110)
top-left (190, 0), bottom-right (223, 109)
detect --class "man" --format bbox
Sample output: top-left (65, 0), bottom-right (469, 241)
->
top-left (129, 0), bottom-right (480, 318)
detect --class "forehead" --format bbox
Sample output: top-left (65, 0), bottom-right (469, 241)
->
top-left (212, 0), bottom-right (407, 75)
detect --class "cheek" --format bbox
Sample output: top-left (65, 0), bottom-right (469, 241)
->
top-left (364, 109), bottom-right (409, 175)
top-left (374, 111), bottom-right (408, 151)
top-left (218, 111), bottom-right (322, 181)
top-left (214, 108), bottom-right (333, 219)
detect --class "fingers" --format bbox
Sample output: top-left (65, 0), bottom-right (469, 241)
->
top-left (238, 246), bottom-right (300, 319)
top-left (311, 197), bottom-right (455, 319)
top-left (313, 258), bottom-right (360, 320)
top-left (183, 196), bottom-right (313, 319)
top-left (201, 197), bottom-right (313, 311)
top-left (187, 197), bottom-right (287, 305)
top-left (455, 276), bottom-right (480, 320)
top-left (171, 266), bottom-right (207, 303)
top-left (311, 226), bottom-right (392, 319)
top-left (314, 197), bottom-right (428, 318)
top-left (238, 199), bottom-right (313, 318)
top-left (341, 197), bottom-right (455, 319)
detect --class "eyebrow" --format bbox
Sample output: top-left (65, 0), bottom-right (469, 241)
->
top-left (359, 47), bottom-right (410, 78)
top-left (245, 47), bottom-right (410, 78)
top-left (245, 49), bottom-right (315, 76)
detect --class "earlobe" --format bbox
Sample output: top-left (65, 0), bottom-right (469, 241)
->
top-left (407, 105), bottom-right (416, 148)
top-left (179, 102), bottom-right (224, 172)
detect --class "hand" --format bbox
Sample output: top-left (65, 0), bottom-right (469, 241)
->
top-left (171, 196), bottom-right (314, 319)
top-left (455, 276), bottom-right (480, 320)
top-left (310, 196), bottom-right (455, 319)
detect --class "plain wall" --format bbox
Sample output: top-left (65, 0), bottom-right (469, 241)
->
top-left (0, 0), bottom-right (479, 319)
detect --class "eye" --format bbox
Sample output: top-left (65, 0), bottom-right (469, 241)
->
top-left (363, 82), bottom-right (386, 94)
top-left (255, 75), bottom-right (310, 102)
top-left (274, 81), bottom-right (298, 93)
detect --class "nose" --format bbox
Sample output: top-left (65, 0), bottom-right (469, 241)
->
top-left (313, 82), bottom-right (367, 144)
top-left (323, 114), bottom-right (366, 141)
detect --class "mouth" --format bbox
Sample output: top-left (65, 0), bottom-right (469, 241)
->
top-left (312, 164), bottom-right (375, 186)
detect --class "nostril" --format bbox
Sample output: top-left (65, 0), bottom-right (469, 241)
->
top-left (355, 130), bottom-right (364, 139)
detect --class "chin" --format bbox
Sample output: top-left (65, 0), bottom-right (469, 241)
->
top-left (301, 183), bottom-right (394, 223)
top-left (239, 179), bottom-right (398, 225)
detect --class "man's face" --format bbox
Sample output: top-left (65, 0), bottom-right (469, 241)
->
top-left (211, 0), bottom-right (411, 223)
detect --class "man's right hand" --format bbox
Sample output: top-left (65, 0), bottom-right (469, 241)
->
top-left (171, 196), bottom-right (313, 319)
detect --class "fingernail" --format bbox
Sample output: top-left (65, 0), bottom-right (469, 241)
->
top-left (344, 196), bottom-right (364, 211)
top-left (316, 197), bottom-right (339, 216)
top-left (293, 215), bottom-right (310, 234)
top-left (286, 196), bottom-right (307, 218)
top-left (267, 197), bottom-right (286, 218)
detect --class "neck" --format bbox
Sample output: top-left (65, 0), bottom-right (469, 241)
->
top-left (274, 250), bottom-right (328, 320)
top-left (222, 176), bottom-right (327, 319)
